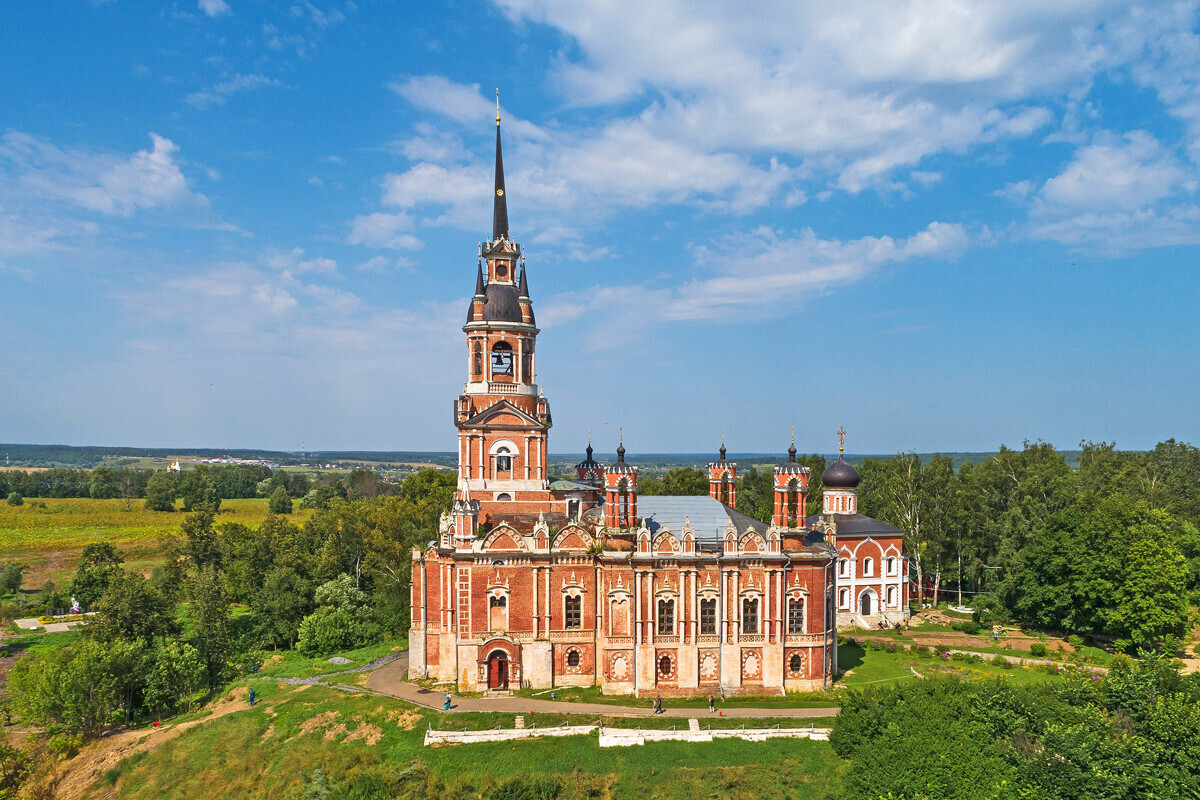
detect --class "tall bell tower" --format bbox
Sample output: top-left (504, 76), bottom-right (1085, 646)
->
top-left (454, 95), bottom-right (551, 510)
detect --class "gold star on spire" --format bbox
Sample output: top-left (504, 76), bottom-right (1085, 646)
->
top-left (837, 426), bottom-right (846, 457)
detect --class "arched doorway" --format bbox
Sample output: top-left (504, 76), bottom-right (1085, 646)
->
top-left (486, 649), bottom-right (509, 689)
top-left (859, 591), bottom-right (873, 616)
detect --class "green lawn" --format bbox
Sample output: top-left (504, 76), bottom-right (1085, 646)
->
top-left (105, 682), bottom-right (847, 800)
top-left (511, 683), bottom-right (837, 709)
top-left (252, 636), bottom-right (410, 680)
top-left (837, 642), bottom-right (1075, 687)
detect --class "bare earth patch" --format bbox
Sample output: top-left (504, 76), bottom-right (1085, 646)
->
top-left (322, 722), bottom-right (349, 740)
top-left (344, 722), bottom-right (384, 745)
top-left (386, 709), bottom-right (423, 730)
top-left (297, 711), bottom-right (339, 737)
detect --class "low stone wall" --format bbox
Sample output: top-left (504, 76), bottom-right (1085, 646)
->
top-left (598, 726), bottom-right (830, 747)
top-left (424, 725), bottom-right (596, 746)
top-left (422, 724), bottom-right (830, 747)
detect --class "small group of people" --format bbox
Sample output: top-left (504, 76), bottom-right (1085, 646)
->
top-left (876, 618), bottom-right (909, 630)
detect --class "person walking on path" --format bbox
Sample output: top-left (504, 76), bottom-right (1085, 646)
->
top-left (653, 696), bottom-right (664, 715)
top-left (248, 688), bottom-right (256, 707)
top-left (443, 694), bottom-right (452, 711)
top-left (709, 696), bottom-right (715, 713)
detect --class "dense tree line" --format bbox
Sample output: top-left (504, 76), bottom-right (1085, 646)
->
top-left (850, 440), bottom-right (1200, 653)
top-left (7, 469), bottom-right (457, 747)
top-left (0, 465), bottom-right (314, 505)
top-left (833, 656), bottom-right (1200, 799)
top-left (648, 442), bottom-right (1199, 653)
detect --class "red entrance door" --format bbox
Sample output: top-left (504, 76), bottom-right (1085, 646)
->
top-left (487, 652), bottom-right (508, 689)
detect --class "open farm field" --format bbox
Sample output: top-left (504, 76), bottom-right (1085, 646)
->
top-left (82, 682), bottom-right (845, 800)
top-left (0, 498), bottom-right (312, 587)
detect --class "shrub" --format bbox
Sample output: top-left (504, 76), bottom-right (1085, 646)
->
top-left (992, 654), bottom-right (1009, 668)
top-left (1067, 634), bottom-right (1084, 650)
top-left (267, 486), bottom-right (293, 515)
top-left (1029, 643), bottom-right (1048, 658)
top-left (0, 563), bottom-right (23, 594)
top-left (952, 621), bottom-right (983, 635)
top-left (296, 575), bottom-right (379, 657)
top-left (5, 492), bottom-right (22, 506)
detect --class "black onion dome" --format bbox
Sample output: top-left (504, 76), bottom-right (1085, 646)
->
top-left (482, 283), bottom-right (523, 323)
top-left (822, 457), bottom-right (861, 489)
top-left (576, 442), bottom-right (600, 470)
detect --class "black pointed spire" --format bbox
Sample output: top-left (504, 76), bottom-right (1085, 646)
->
top-left (616, 427), bottom-right (625, 462)
top-left (517, 261), bottom-right (529, 297)
top-left (492, 90), bottom-right (509, 241)
top-left (788, 427), bottom-right (797, 463)
top-left (475, 259), bottom-right (486, 296)
top-left (719, 432), bottom-right (726, 461)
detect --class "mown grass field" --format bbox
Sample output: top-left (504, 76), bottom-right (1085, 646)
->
top-left (103, 681), bottom-right (846, 800)
top-left (0, 498), bottom-right (312, 586)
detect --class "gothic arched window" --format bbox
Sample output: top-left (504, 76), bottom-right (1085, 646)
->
top-left (494, 445), bottom-right (514, 474)
top-left (618, 478), bottom-right (630, 526)
top-left (787, 478), bottom-right (799, 525)
top-left (699, 598), bottom-right (717, 635)
top-left (564, 595), bottom-right (582, 628)
top-left (719, 473), bottom-right (730, 505)
top-left (473, 341), bottom-right (482, 377)
top-left (657, 599), bottom-right (675, 636)
top-left (787, 598), bottom-right (805, 634)
top-left (742, 598), bottom-right (759, 635)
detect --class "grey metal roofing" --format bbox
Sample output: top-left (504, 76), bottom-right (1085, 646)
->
top-left (637, 495), bottom-right (768, 541)
top-left (549, 479), bottom-right (597, 492)
top-left (822, 457), bottom-right (861, 488)
top-left (482, 283), bottom-right (523, 323)
top-left (807, 512), bottom-right (902, 536)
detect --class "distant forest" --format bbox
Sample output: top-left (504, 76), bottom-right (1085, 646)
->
top-left (0, 442), bottom-right (1077, 470)
top-left (0, 443), bottom-right (457, 469)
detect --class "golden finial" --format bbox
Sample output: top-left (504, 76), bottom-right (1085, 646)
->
top-left (587, 429), bottom-right (592, 446)
top-left (791, 426), bottom-right (795, 446)
top-left (721, 430), bottom-right (725, 447)
top-left (619, 426), bottom-right (623, 445)
top-left (837, 426), bottom-right (846, 457)
top-left (495, 88), bottom-right (501, 125)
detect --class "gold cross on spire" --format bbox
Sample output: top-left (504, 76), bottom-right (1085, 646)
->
top-left (619, 425), bottom-right (623, 445)
top-left (495, 88), bottom-right (501, 125)
top-left (791, 426), bottom-right (795, 446)
top-left (837, 426), bottom-right (846, 457)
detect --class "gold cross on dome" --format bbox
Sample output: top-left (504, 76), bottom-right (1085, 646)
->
top-left (837, 426), bottom-right (846, 457)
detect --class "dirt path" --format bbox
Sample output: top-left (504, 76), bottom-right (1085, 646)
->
top-left (53, 687), bottom-right (256, 800)
top-left (364, 654), bottom-right (839, 720)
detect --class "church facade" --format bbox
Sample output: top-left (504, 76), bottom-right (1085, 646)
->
top-left (408, 113), bottom-right (906, 697)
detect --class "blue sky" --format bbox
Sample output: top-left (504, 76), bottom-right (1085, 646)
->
top-left (2, 1), bottom-right (1198, 456)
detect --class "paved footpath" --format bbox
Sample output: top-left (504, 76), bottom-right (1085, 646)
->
top-left (363, 654), bottom-right (838, 720)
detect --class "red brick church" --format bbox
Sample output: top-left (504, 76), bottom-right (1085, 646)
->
top-left (408, 112), bottom-right (907, 696)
